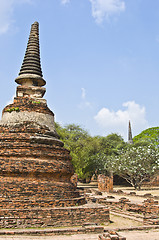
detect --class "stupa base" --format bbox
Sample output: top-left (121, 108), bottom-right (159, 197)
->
top-left (0, 204), bottom-right (109, 228)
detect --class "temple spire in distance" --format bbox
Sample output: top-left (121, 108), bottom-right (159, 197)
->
top-left (128, 120), bottom-right (133, 144)
top-left (15, 21), bottom-right (46, 87)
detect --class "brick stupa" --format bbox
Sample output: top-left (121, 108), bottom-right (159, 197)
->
top-left (0, 22), bottom-right (109, 228)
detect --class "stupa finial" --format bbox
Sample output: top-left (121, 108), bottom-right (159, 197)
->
top-left (128, 120), bottom-right (133, 144)
top-left (15, 21), bottom-right (46, 87)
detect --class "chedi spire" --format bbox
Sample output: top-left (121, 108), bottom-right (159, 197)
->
top-left (15, 21), bottom-right (46, 100)
top-left (15, 21), bottom-right (46, 87)
top-left (128, 120), bottom-right (133, 144)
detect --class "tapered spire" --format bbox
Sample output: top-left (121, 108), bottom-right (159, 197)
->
top-left (15, 21), bottom-right (46, 86)
top-left (128, 120), bottom-right (133, 144)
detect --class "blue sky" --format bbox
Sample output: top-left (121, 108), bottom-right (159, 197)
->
top-left (0, 0), bottom-right (159, 140)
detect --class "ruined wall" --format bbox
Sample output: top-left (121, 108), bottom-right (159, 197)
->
top-left (98, 198), bottom-right (159, 215)
top-left (98, 174), bottom-right (113, 192)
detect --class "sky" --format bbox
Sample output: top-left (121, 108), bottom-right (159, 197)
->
top-left (0, 0), bottom-right (159, 140)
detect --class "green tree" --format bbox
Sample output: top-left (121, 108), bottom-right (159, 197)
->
top-left (133, 127), bottom-right (159, 147)
top-left (82, 133), bottom-right (125, 177)
top-left (55, 123), bottom-right (125, 181)
top-left (107, 145), bottom-right (159, 190)
top-left (55, 123), bottom-right (94, 180)
top-left (98, 133), bottom-right (126, 154)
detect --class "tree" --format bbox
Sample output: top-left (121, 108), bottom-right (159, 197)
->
top-left (107, 145), bottom-right (159, 190)
top-left (96, 134), bottom-right (125, 154)
top-left (83, 133), bottom-right (125, 177)
top-left (133, 127), bottom-right (159, 147)
top-left (55, 123), bottom-right (94, 180)
top-left (55, 123), bottom-right (125, 181)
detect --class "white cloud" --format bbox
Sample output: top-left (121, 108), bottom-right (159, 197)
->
top-left (0, 0), bottom-right (32, 34)
top-left (61, 0), bottom-right (70, 5)
top-left (89, 0), bottom-right (125, 23)
top-left (94, 101), bottom-right (149, 140)
top-left (81, 87), bottom-right (86, 99)
top-left (79, 87), bottom-right (92, 109)
top-left (61, 0), bottom-right (125, 23)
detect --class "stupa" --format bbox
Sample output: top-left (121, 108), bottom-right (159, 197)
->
top-left (0, 22), bottom-right (109, 228)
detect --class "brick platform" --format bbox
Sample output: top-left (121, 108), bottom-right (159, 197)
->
top-left (0, 204), bottom-right (109, 228)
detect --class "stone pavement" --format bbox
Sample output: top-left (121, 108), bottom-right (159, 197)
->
top-left (0, 230), bottom-right (159, 240)
top-left (0, 234), bottom-right (101, 240)
top-left (0, 235), bottom-right (98, 240)
top-left (0, 236), bottom-right (97, 240)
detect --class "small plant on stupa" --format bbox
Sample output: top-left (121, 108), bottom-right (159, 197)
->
top-left (5, 107), bottom-right (19, 113)
top-left (32, 101), bottom-right (41, 104)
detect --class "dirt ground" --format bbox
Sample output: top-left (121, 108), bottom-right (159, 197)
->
top-left (109, 214), bottom-right (142, 228)
top-left (120, 229), bottom-right (159, 240)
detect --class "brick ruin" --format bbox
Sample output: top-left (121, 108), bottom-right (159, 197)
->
top-left (98, 174), bottom-right (113, 193)
top-left (97, 194), bottom-right (159, 226)
top-left (98, 231), bottom-right (126, 240)
top-left (0, 21), bottom-right (109, 228)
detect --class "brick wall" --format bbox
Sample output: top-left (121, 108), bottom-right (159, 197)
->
top-left (143, 215), bottom-right (159, 225)
top-left (0, 205), bottom-right (109, 228)
top-left (98, 198), bottom-right (159, 215)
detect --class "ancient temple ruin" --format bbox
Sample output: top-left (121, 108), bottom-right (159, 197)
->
top-left (0, 22), bottom-right (109, 228)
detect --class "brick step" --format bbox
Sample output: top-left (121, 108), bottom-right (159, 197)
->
top-left (0, 204), bottom-right (109, 228)
top-left (0, 190), bottom-right (80, 199)
top-left (0, 196), bottom-right (86, 209)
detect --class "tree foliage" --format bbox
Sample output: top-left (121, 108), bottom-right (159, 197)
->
top-left (133, 127), bottom-right (159, 147)
top-left (55, 123), bottom-right (124, 180)
top-left (107, 145), bottom-right (159, 189)
top-left (55, 123), bottom-right (159, 188)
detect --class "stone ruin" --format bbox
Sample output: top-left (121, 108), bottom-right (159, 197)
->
top-left (0, 21), bottom-right (109, 228)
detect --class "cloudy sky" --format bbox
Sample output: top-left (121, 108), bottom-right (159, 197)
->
top-left (0, 0), bottom-right (159, 140)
